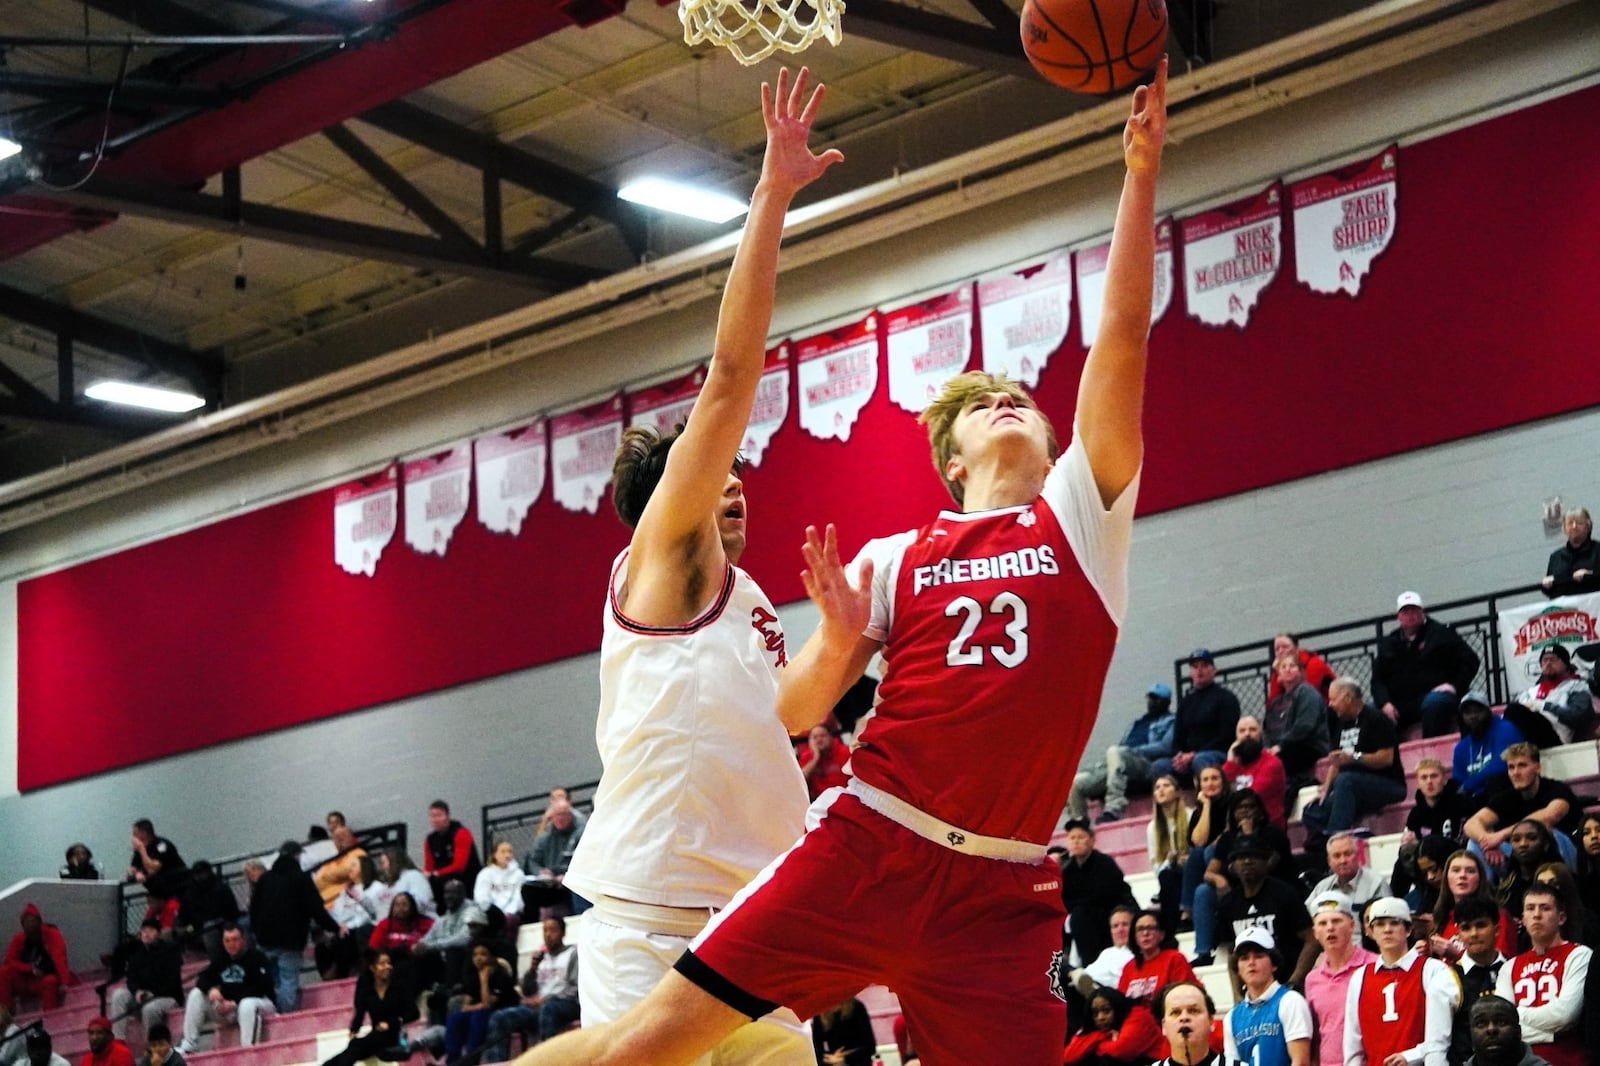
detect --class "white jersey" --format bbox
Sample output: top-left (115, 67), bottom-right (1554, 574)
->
top-left (564, 551), bottom-right (809, 909)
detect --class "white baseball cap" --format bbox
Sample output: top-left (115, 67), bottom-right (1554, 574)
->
top-left (1366, 897), bottom-right (1411, 923)
top-left (1396, 591), bottom-right (1424, 611)
top-left (1235, 926), bottom-right (1276, 953)
top-left (1308, 890), bottom-right (1354, 918)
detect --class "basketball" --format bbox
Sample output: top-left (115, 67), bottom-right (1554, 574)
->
top-left (1020, 0), bottom-right (1168, 95)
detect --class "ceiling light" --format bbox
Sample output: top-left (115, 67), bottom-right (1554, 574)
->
top-left (85, 381), bottom-right (205, 413)
top-left (617, 177), bottom-right (748, 224)
top-left (0, 137), bottom-right (20, 163)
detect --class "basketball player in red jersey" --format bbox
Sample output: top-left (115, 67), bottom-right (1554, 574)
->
top-left (1343, 897), bottom-right (1461, 1066)
top-left (515, 56), bottom-right (1168, 1066)
top-left (1494, 882), bottom-right (1591, 1066)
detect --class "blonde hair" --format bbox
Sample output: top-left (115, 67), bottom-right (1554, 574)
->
top-left (1414, 757), bottom-right (1446, 774)
top-left (918, 371), bottom-right (1058, 505)
top-left (1503, 741), bottom-right (1541, 763)
top-left (1149, 774), bottom-right (1188, 867)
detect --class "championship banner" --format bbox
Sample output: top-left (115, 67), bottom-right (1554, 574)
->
top-left (627, 366), bottom-right (705, 436)
top-left (1292, 145), bottom-right (1399, 298)
top-left (796, 315), bottom-right (880, 442)
top-left (1182, 184), bottom-right (1283, 329)
top-left (978, 252), bottom-right (1070, 387)
top-left (403, 442), bottom-right (472, 556)
top-left (1499, 593), bottom-right (1600, 691)
top-left (742, 343), bottom-right (790, 466)
top-left (474, 419), bottom-right (546, 537)
top-left (1075, 219), bottom-right (1175, 348)
top-left (550, 394), bottom-right (625, 514)
top-left (885, 287), bottom-right (973, 413)
top-left (333, 463), bottom-right (398, 577)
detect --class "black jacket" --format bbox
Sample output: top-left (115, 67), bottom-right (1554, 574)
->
top-left (1546, 537), bottom-right (1600, 598)
top-left (1372, 618), bottom-right (1481, 714)
top-left (248, 854), bottom-right (338, 950)
top-left (1173, 683), bottom-right (1242, 755)
top-left (1404, 778), bottom-right (1472, 844)
top-left (124, 937), bottom-right (183, 1001)
top-left (195, 947), bottom-right (274, 1002)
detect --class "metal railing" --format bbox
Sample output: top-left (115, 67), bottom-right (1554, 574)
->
top-left (1171, 582), bottom-right (1550, 720)
top-left (482, 781), bottom-right (600, 869)
top-left (115, 821), bottom-right (407, 941)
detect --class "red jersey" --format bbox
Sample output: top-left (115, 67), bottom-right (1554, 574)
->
top-left (850, 441), bottom-right (1134, 843)
top-left (1119, 949), bottom-right (1197, 1004)
top-left (1355, 958), bottom-right (1428, 1063)
top-left (1500, 941), bottom-right (1591, 1066)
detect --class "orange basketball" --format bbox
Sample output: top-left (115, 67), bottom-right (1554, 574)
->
top-left (1020, 0), bottom-right (1168, 95)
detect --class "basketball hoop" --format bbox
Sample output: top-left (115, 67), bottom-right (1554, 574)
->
top-left (679, 0), bottom-right (844, 66)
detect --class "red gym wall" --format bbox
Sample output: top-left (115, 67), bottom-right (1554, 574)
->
top-left (16, 85), bottom-right (1600, 791)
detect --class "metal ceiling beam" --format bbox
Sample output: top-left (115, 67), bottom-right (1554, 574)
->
top-left (0, 70), bottom-right (233, 110)
top-left (224, 0), bottom-right (367, 32)
top-left (82, 0), bottom-right (232, 36)
top-left (0, 359), bottom-right (53, 409)
top-left (845, 0), bottom-right (1037, 78)
top-left (0, 282), bottom-right (221, 400)
top-left (321, 124), bottom-right (480, 252)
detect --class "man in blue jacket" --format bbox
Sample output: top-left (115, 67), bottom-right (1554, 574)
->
top-left (1453, 692), bottom-right (1523, 802)
top-left (1065, 682), bottom-right (1177, 824)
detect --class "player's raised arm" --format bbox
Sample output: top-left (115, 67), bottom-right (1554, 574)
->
top-left (776, 524), bottom-right (881, 733)
top-left (1075, 56), bottom-right (1167, 508)
top-left (629, 69), bottom-right (842, 576)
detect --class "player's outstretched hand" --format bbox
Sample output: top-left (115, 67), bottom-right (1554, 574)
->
top-left (800, 523), bottom-right (872, 641)
top-left (1124, 55), bottom-right (1167, 176)
top-left (760, 67), bottom-right (844, 197)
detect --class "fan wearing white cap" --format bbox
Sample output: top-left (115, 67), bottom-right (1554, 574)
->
top-left (1372, 591), bottom-right (1482, 737)
top-left (1343, 897), bottom-right (1462, 1066)
top-left (1223, 927), bottom-right (1312, 1066)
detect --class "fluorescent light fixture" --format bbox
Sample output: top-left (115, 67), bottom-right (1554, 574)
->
top-left (617, 177), bottom-right (748, 223)
top-left (85, 381), bottom-right (205, 413)
top-left (0, 137), bottom-right (20, 163)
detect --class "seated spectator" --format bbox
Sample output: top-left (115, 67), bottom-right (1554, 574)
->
top-left (531, 787), bottom-right (587, 837)
top-left (474, 841), bottom-right (526, 941)
top-left (82, 1015), bottom-right (133, 1066)
top-left (480, 917), bottom-right (579, 1061)
top-left (319, 856), bottom-right (378, 980)
top-left (1543, 508), bottom-right (1599, 598)
top-left (1496, 882), bottom-right (1591, 1066)
top-left (1066, 683), bottom-right (1175, 825)
top-left (1503, 645), bottom-right (1594, 750)
top-left (296, 827), bottom-right (338, 873)
top-left (125, 821), bottom-right (187, 930)
top-left (176, 924), bottom-right (276, 1055)
top-left (1496, 821), bottom-right (1567, 944)
top-left (22, 1029), bottom-right (67, 1066)
top-left (1343, 898), bottom-right (1461, 1066)
top-left (1434, 850), bottom-right (1519, 960)
top-left (412, 879), bottom-right (484, 999)
top-left (1405, 835), bottom-right (1458, 920)
top-left (442, 941), bottom-right (517, 1063)
top-left (1063, 985), bottom-right (1165, 1066)
top-left (1146, 775), bottom-right (1191, 936)
top-left (135, 1023), bottom-right (185, 1066)
top-left (523, 800), bottom-right (586, 918)
top-left (1466, 994), bottom-right (1545, 1066)
top-left (318, 948), bottom-right (419, 1066)
top-left (313, 827), bottom-right (367, 908)
top-left (809, 998), bottom-right (875, 1066)
top-left (1575, 812), bottom-right (1600, 922)
top-left (0, 1003), bottom-right (21, 1066)
top-left (424, 801), bottom-right (482, 902)
top-left (1261, 654), bottom-right (1330, 789)
top-left (1060, 820), bottom-right (1136, 971)
top-left (1150, 981), bottom-right (1221, 1066)
top-left (1152, 649), bottom-right (1239, 787)
top-left (1300, 677), bottom-right (1406, 860)
top-left (0, 904), bottom-right (73, 1012)
top-left (1307, 832), bottom-right (1390, 917)
top-left (1532, 863), bottom-right (1600, 950)
top-left (1178, 766), bottom-right (1232, 932)
top-left (1465, 743), bottom-right (1581, 875)
top-left (1446, 895), bottom-right (1508, 1066)
top-left (1212, 833), bottom-right (1317, 985)
top-left (1223, 928), bottom-right (1313, 1066)
top-left (1373, 590), bottom-right (1481, 737)
top-left (1455, 693), bottom-right (1523, 802)
top-left (1265, 633), bottom-right (1335, 701)
top-left (58, 844), bottom-right (100, 882)
top-left (1119, 911), bottom-right (1195, 1005)
top-left (1190, 790), bottom-right (1295, 968)
top-left (109, 919), bottom-right (182, 1044)
top-left (1394, 757), bottom-right (1474, 901)
top-left (1067, 906), bottom-right (1138, 1002)
top-left (1304, 891), bottom-right (1375, 1066)
top-left (369, 848), bottom-right (436, 919)
top-left (174, 861), bottom-right (239, 960)
top-left (1221, 716), bottom-right (1286, 827)
top-left (368, 892), bottom-right (433, 998)
top-left (798, 724), bottom-right (851, 801)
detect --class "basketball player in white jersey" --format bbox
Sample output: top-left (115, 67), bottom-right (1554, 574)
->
top-left (518, 58), bottom-right (1169, 1066)
top-left (555, 68), bottom-right (842, 1066)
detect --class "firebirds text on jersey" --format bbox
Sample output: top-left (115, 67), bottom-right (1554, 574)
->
top-left (911, 545), bottom-right (1059, 594)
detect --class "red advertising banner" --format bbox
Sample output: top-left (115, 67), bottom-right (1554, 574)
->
top-left (884, 286), bottom-right (974, 413)
top-left (332, 463), bottom-right (398, 577)
top-left (795, 315), bottom-right (880, 442)
top-left (1293, 146), bottom-right (1399, 298)
top-left (978, 252), bottom-right (1070, 387)
top-left (1182, 184), bottom-right (1283, 329)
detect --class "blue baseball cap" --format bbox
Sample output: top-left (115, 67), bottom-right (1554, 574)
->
top-left (1148, 683), bottom-right (1173, 699)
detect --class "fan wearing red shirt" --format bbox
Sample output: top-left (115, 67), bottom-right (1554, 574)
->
top-left (1120, 911), bottom-right (1196, 1005)
top-left (1494, 882), bottom-right (1591, 1066)
top-left (797, 725), bottom-right (850, 800)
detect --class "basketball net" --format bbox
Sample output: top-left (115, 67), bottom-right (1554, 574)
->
top-left (679, 0), bottom-right (844, 66)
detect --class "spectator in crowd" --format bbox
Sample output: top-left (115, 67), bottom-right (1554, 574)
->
top-left (1060, 820), bottom-right (1137, 972)
top-left (523, 799), bottom-right (585, 917)
top-left (1467, 994), bottom-right (1551, 1066)
top-left (1373, 591), bottom-right (1482, 737)
top-left (1119, 910), bottom-right (1194, 1005)
top-left (319, 856), bottom-right (378, 980)
top-left (1504, 645), bottom-right (1594, 750)
top-left (126, 821), bottom-right (187, 929)
top-left (474, 841), bottom-right (526, 942)
top-left (1215, 834), bottom-right (1318, 986)
top-left (296, 827), bottom-right (338, 873)
top-left (176, 924), bottom-right (276, 1055)
top-left (1497, 821), bottom-right (1568, 939)
top-left (135, 1023), bottom-right (184, 1066)
top-left (1543, 508), bottom-right (1599, 599)
top-left (0, 1003), bottom-right (22, 1066)
top-left (1301, 676), bottom-right (1406, 857)
top-left (369, 848), bottom-right (435, 919)
top-left (1575, 813), bottom-right (1600, 921)
top-left (1153, 649), bottom-right (1240, 787)
top-left (1448, 896), bottom-right (1509, 1066)
top-left (1395, 758), bottom-right (1473, 902)
top-left (1465, 744), bottom-right (1581, 875)
top-left (1456, 694), bottom-right (1523, 803)
top-left (326, 811), bottom-right (348, 836)
top-left (318, 948), bottom-right (418, 1066)
top-left (1223, 927), bottom-right (1313, 1066)
top-left (1344, 897), bottom-right (1461, 1066)
top-left (175, 861), bottom-right (239, 960)
top-left (424, 801), bottom-right (481, 901)
top-left (59, 845), bottom-right (100, 881)
top-left (81, 1016), bottom-right (133, 1066)
top-left (481, 916), bottom-right (580, 1061)
top-left (1151, 982), bottom-right (1221, 1066)
top-left (1496, 882), bottom-right (1590, 1066)
top-left (809, 998), bottom-right (875, 1066)
top-left (442, 941), bottom-right (517, 1063)
top-left (797, 724), bottom-right (851, 801)
top-left (413, 879), bottom-right (483, 1000)
top-left (1434, 850), bottom-right (1519, 961)
top-left (531, 788), bottom-right (586, 837)
top-left (1147, 774), bottom-right (1191, 936)
top-left (314, 828), bottom-right (367, 909)
top-left (250, 840), bottom-right (345, 1011)
top-left (1407, 835), bottom-right (1459, 922)
top-left (1221, 716), bottom-right (1287, 827)
top-left (1190, 789), bottom-right (1295, 968)
top-left (1304, 890), bottom-right (1375, 1066)
top-left (367, 892), bottom-right (432, 997)
top-left (1062, 985), bottom-right (1165, 1066)
top-left (1307, 833), bottom-right (1390, 916)
top-left (1066, 905), bottom-right (1138, 1003)
top-left (109, 918), bottom-right (182, 1043)
top-left (1266, 633), bottom-right (1335, 702)
top-left (1262, 655), bottom-right (1330, 790)
top-left (1066, 682), bottom-right (1176, 825)
top-left (22, 1030), bottom-right (66, 1066)
top-left (1179, 765), bottom-right (1232, 931)
top-left (0, 904), bottom-right (73, 1012)
top-left (1531, 864), bottom-right (1599, 948)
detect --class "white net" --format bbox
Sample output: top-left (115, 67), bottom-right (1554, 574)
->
top-left (679, 0), bottom-right (844, 66)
